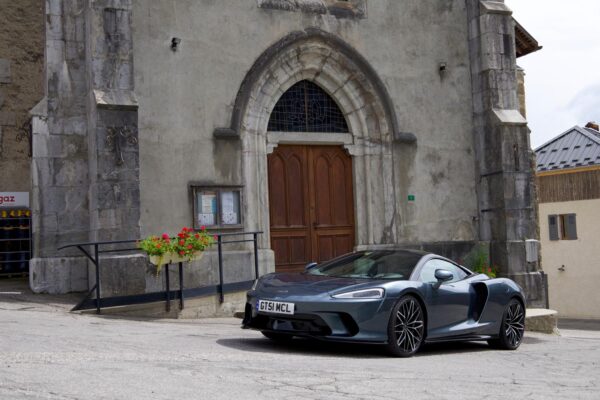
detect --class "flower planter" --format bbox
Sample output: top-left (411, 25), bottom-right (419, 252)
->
top-left (148, 251), bottom-right (204, 267)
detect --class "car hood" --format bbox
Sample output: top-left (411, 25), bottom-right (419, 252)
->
top-left (257, 273), bottom-right (381, 296)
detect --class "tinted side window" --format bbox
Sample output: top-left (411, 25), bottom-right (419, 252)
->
top-left (434, 259), bottom-right (467, 283)
top-left (418, 259), bottom-right (467, 284)
top-left (418, 261), bottom-right (438, 283)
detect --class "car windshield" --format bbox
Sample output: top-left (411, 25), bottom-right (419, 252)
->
top-left (306, 251), bottom-right (423, 280)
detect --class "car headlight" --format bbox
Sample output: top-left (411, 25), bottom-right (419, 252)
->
top-left (331, 288), bottom-right (384, 299)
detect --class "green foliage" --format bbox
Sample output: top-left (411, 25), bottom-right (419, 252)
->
top-left (464, 244), bottom-right (497, 278)
top-left (139, 235), bottom-right (170, 257)
top-left (171, 226), bottom-right (215, 258)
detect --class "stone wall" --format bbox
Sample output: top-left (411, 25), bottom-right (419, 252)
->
top-left (0, 0), bottom-right (45, 192)
top-left (30, 0), bottom-right (141, 293)
top-left (133, 0), bottom-right (479, 248)
top-left (30, 0), bottom-right (91, 293)
top-left (466, 0), bottom-right (545, 306)
top-left (517, 67), bottom-right (527, 118)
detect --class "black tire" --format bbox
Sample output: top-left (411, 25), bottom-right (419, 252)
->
top-left (386, 295), bottom-right (425, 357)
top-left (488, 298), bottom-right (525, 350)
top-left (261, 331), bottom-right (294, 341)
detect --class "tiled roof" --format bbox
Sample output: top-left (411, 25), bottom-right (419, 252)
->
top-left (535, 126), bottom-right (600, 172)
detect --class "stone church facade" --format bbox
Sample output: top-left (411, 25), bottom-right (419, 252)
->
top-left (21, 0), bottom-right (545, 306)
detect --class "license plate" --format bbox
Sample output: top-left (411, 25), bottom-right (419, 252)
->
top-left (257, 300), bottom-right (295, 315)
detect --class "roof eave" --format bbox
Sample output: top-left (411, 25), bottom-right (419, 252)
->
top-left (515, 19), bottom-right (542, 58)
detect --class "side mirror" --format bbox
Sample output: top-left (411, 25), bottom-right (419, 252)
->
top-left (305, 262), bottom-right (318, 271)
top-left (432, 269), bottom-right (453, 289)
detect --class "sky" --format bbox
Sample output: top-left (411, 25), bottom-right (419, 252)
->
top-left (505, 0), bottom-right (600, 148)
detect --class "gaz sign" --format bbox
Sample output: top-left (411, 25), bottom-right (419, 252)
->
top-left (0, 192), bottom-right (29, 208)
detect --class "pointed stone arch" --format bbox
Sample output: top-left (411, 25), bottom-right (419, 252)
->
top-left (216, 28), bottom-right (402, 253)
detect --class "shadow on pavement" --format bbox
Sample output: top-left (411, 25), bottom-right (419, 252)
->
top-left (217, 335), bottom-right (503, 358)
top-left (0, 277), bottom-right (81, 310)
top-left (559, 319), bottom-right (600, 331)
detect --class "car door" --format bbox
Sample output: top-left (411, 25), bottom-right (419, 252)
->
top-left (418, 258), bottom-right (472, 339)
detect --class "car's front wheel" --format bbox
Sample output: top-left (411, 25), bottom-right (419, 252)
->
top-left (261, 331), bottom-right (294, 341)
top-left (386, 295), bottom-right (425, 357)
top-left (488, 298), bottom-right (525, 350)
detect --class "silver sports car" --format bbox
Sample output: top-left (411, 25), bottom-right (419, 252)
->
top-left (242, 250), bottom-right (526, 357)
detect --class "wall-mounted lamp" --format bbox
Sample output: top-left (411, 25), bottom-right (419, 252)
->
top-left (438, 62), bottom-right (447, 76)
top-left (171, 37), bottom-right (181, 51)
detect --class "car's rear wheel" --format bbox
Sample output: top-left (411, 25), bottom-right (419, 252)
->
top-left (386, 295), bottom-right (425, 357)
top-left (488, 298), bottom-right (525, 350)
top-left (261, 331), bottom-right (294, 341)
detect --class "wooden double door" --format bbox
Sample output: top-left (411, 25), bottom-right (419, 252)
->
top-left (268, 145), bottom-right (355, 273)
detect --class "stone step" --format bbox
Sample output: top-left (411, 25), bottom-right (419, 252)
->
top-left (525, 308), bottom-right (558, 334)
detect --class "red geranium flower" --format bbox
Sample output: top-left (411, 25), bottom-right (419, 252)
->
top-left (200, 225), bottom-right (206, 231)
top-left (179, 240), bottom-right (185, 246)
top-left (162, 233), bottom-right (170, 240)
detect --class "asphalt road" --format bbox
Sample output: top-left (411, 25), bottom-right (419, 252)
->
top-left (0, 292), bottom-right (599, 400)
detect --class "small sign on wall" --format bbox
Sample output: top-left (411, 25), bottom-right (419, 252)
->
top-left (0, 192), bottom-right (29, 208)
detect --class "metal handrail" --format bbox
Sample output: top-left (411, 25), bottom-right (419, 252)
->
top-left (58, 231), bottom-right (263, 314)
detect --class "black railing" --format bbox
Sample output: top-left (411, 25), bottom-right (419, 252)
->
top-left (0, 210), bottom-right (32, 277)
top-left (58, 231), bottom-right (262, 314)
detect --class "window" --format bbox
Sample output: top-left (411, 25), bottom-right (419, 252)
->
top-left (191, 186), bottom-right (242, 229)
top-left (548, 214), bottom-right (577, 241)
top-left (418, 259), bottom-right (468, 284)
top-left (267, 80), bottom-right (349, 133)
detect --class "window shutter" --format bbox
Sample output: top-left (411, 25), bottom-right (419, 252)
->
top-left (548, 215), bottom-right (559, 241)
top-left (565, 214), bottom-right (577, 240)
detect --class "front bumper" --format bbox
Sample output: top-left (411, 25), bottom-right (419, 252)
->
top-left (242, 291), bottom-right (395, 343)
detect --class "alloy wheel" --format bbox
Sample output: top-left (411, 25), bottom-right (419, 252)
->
top-left (504, 301), bottom-right (525, 347)
top-left (391, 296), bottom-right (424, 355)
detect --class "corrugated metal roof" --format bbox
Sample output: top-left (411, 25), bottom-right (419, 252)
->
top-left (535, 126), bottom-right (600, 172)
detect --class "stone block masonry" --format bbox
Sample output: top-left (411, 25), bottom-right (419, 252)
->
top-left (467, 0), bottom-right (545, 307)
top-left (0, 0), bottom-right (45, 192)
top-left (30, 0), bottom-right (141, 293)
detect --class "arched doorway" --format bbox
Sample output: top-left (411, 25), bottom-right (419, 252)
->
top-left (228, 29), bottom-right (400, 274)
